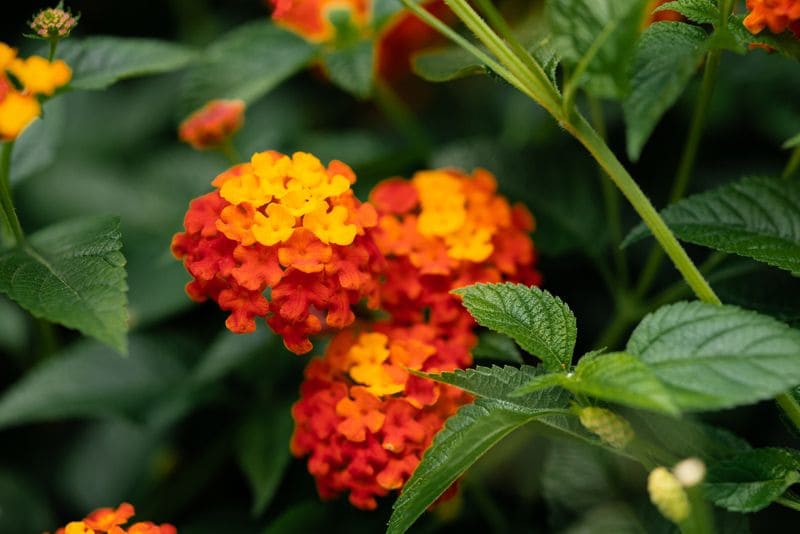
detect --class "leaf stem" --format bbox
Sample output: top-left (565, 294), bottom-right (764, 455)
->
top-left (783, 145), bottom-right (800, 179)
top-left (776, 392), bottom-right (800, 431)
top-left (0, 142), bottom-right (25, 245)
top-left (635, 48), bottom-right (723, 297)
top-left (220, 139), bottom-right (242, 165)
top-left (680, 486), bottom-right (716, 534)
top-left (48, 39), bottom-right (58, 61)
top-left (776, 496), bottom-right (800, 512)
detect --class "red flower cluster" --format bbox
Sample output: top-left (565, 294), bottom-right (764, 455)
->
top-left (291, 324), bottom-right (474, 509)
top-left (371, 168), bottom-right (542, 330)
top-left (54, 503), bottom-right (175, 534)
top-left (171, 150), bottom-right (382, 353)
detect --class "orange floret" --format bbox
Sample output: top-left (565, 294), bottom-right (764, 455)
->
top-left (370, 167), bottom-right (542, 331)
top-left (291, 324), bottom-right (474, 510)
top-left (179, 99), bottom-right (245, 150)
top-left (744, 0), bottom-right (800, 35)
top-left (53, 503), bottom-right (175, 534)
top-left (172, 150), bottom-right (383, 354)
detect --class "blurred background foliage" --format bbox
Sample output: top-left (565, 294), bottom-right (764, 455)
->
top-left (1, 0), bottom-right (799, 532)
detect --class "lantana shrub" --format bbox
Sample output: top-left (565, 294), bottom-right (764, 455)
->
top-left (1, 0), bottom-right (800, 533)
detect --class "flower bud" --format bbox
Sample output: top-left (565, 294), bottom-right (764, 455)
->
top-left (648, 466), bottom-right (690, 523)
top-left (673, 457), bottom-right (706, 488)
top-left (578, 406), bottom-right (634, 449)
top-left (29, 3), bottom-right (79, 40)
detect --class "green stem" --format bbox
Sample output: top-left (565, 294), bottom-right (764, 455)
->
top-left (635, 48), bottom-right (723, 298)
top-left (776, 496), bottom-right (800, 512)
top-left (783, 145), bottom-right (800, 179)
top-left (566, 115), bottom-right (720, 305)
top-left (0, 142), bottom-right (24, 245)
top-left (589, 95), bottom-right (628, 286)
top-left (374, 82), bottom-right (431, 161)
top-left (776, 392), bottom-right (800, 431)
top-left (680, 486), bottom-right (716, 534)
top-left (219, 139), bottom-right (241, 165)
top-left (48, 39), bottom-right (58, 61)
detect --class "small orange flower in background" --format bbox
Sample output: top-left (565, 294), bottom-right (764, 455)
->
top-left (171, 150), bottom-right (382, 353)
top-left (744, 0), bottom-right (800, 36)
top-left (371, 167), bottom-right (542, 331)
top-left (0, 42), bottom-right (71, 141)
top-left (269, 0), bottom-right (371, 42)
top-left (291, 324), bottom-right (474, 510)
top-left (52, 503), bottom-right (176, 534)
top-left (645, 0), bottom-right (685, 25)
top-left (178, 99), bottom-right (246, 150)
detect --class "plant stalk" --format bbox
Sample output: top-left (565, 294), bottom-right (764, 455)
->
top-left (783, 145), bottom-right (800, 179)
top-left (0, 142), bottom-right (25, 245)
top-left (776, 392), bottom-right (800, 431)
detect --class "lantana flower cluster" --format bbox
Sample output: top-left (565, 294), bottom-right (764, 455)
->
top-left (54, 502), bottom-right (175, 534)
top-left (744, 0), bottom-right (800, 36)
top-left (291, 324), bottom-right (474, 509)
top-left (173, 148), bottom-right (541, 508)
top-left (171, 150), bottom-right (382, 354)
top-left (0, 42), bottom-right (71, 140)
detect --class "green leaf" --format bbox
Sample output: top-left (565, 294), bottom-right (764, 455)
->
top-left (473, 332), bottom-right (523, 364)
top-left (11, 99), bottom-right (66, 185)
top-left (626, 301), bottom-right (800, 411)
top-left (58, 37), bottom-right (196, 90)
top-left (454, 283), bottom-right (576, 371)
top-left (624, 177), bottom-right (800, 275)
top-left (413, 47), bottom-right (488, 82)
top-left (514, 352), bottom-right (680, 414)
top-left (0, 335), bottom-right (186, 430)
top-left (548, 0), bottom-right (648, 99)
top-left (387, 394), bottom-right (564, 534)
top-left (321, 40), bottom-right (375, 98)
top-left (237, 408), bottom-right (294, 515)
top-left (0, 216), bottom-right (128, 352)
top-left (624, 22), bottom-right (708, 161)
top-left (655, 0), bottom-right (719, 25)
top-left (712, 261), bottom-right (800, 327)
top-left (783, 132), bottom-right (800, 149)
top-left (705, 448), bottom-right (800, 512)
top-left (180, 22), bottom-right (317, 116)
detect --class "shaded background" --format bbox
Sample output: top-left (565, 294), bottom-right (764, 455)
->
top-left (1, 0), bottom-right (799, 532)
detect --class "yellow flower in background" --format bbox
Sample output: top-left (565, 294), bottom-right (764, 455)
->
top-left (0, 41), bottom-right (71, 141)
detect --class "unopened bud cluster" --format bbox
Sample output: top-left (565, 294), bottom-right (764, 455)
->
top-left (578, 407), bottom-right (634, 449)
top-left (647, 458), bottom-right (706, 525)
top-left (29, 3), bottom-right (79, 39)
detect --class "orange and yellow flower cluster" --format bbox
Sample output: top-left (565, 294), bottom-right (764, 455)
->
top-left (371, 168), bottom-right (542, 331)
top-left (171, 150), bottom-right (382, 354)
top-left (54, 502), bottom-right (175, 534)
top-left (744, 0), bottom-right (800, 36)
top-left (291, 324), bottom-right (474, 509)
top-left (0, 43), bottom-right (71, 141)
top-left (178, 99), bottom-right (245, 150)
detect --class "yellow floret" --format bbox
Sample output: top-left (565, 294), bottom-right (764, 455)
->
top-left (0, 92), bottom-right (41, 141)
top-left (303, 205), bottom-right (357, 245)
top-left (9, 56), bottom-right (71, 96)
top-left (252, 203), bottom-right (296, 246)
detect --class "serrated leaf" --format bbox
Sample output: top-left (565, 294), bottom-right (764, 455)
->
top-left (623, 177), bottom-right (800, 275)
top-left (705, 448), bottom-right (800, 512)
top-left (387, 395), bottom-right (563, 534)
top-left (321, 40), bottom-right (375, 98)
top-left (514, 352), bottom-right (680, 414)
top-left (0, 336), bottom-right (186, 430)
top-left (626, 301), bottom-right (800, 411)
top-left (454, 283), bottom-right (576, 371)
top-left (656, 0), bottom-right (718, 25)
top-left (548, 0), bottom-right (647, 99)
top-left (237, 408), bottom-right (293, 515)
top-left (58, 37), bottom-right (196, 90)
top-left (0, 216), bottom-right (128, 352)
top-left (472, 332), bottom-right (523, 364)
top-left (624, 22), bottom-right (708, 160)
top-left (180, 22), bottom-right (317, 116)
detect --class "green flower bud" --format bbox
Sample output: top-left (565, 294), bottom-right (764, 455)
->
top-left (578, 406), bottom-right (634, 449)
top-left (647, 466), bottom-right (690, 524)
top-left (29, 2), bottom-right (79, 40)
